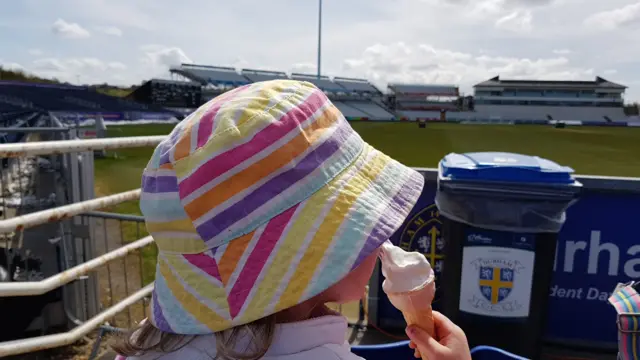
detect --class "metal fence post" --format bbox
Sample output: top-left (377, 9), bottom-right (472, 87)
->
top-left (80, 151), bottom-right (100, 319)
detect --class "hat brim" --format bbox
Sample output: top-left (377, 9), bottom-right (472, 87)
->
top-left (150, 142), bottom-right (424, 334)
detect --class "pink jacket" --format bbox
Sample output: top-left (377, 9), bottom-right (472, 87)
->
top-left (116, 315), bottom-right (363, 360)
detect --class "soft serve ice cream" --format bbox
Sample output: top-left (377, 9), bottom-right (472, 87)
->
top-left (379, 240), bottom-right (436, 342)
top-left (380, 240), bottom-right (435, 294)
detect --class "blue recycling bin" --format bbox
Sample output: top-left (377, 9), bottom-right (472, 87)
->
top-left (436, 152), bottom-right (581, 360)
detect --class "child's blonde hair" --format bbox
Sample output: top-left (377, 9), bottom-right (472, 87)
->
top-left (111, 315), bottom-right (276, 360)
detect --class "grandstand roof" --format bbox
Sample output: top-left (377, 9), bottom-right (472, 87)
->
top-left (170, 64), bottom-right (250, 86)
top-left (290, 73), bottom-right (346, 92)
top-left (388, 83), bottom-right (459, 96)
top-left (474, 76), bottom-right (626, 89)
top-left (241, 68), bottom-right (289, 83)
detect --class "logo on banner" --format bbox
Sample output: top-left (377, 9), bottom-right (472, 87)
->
top-left (399, 204), bottom-right (444, 277)
top-left (479, 266), bottom-right (514, 304)
top-left (467, 233), bottom-right (492, 244)
top-left (466, 257), bottom-right (527, 314)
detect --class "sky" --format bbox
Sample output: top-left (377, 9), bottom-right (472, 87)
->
top-left (1, 0), bottom-right (639, 101)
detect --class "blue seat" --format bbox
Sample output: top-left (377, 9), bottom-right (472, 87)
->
top-left (471, 346), bottom-right (529, 360)
top-left (351, 340), bottom-right (414, 360)
top-left (351, 342), bottom-right (528, 360)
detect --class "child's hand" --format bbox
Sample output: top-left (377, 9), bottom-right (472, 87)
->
top-left (405, 311), bottom-right (471, 360)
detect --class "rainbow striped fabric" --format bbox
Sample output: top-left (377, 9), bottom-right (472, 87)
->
top-left (609, 283), bottom-right (640, 360)
top-left (140, 80), bottom-right (424, 334)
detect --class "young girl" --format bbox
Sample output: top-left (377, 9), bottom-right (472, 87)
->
top-left (112, 79), bottom-right (470, 360)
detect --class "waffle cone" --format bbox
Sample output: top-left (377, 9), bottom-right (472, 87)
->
top-left (387, 285), bottom-right (435, 337)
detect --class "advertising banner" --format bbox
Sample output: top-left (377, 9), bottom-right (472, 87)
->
top-left (378, 172), bottom-right (640, 347)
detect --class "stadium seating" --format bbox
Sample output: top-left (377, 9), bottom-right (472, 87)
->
top-left (241, 69), bottom-right (289, 83)
top-left (169, 64), bottom-right (394, 119)
top-left (348, 101), bottom-right (395, 120)
top-left (0, 81), bottom-right (171, 114)
top-left (172, 64), bottom-right (250, 88)
top-left (333, 77), bottom-right (381, 94)
top-left (331, 101), bottom-right (396, 121)
top-left (290, 73), bottom-right (346, 93)
top-left (474, 104), bottom-right (627, 121)
top-left (332, 101), bottom-right (370, 119)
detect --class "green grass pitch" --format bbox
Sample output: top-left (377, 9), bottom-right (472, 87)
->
top-left (93, 121), bottom-right (640, 295)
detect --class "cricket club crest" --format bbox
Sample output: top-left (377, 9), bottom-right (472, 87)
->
top-left (479, 266), bottom-right (514, 304)
top-left (463, 251), bottom-right (532, 317)
top-left (397, 203), bottom-right (445, 278)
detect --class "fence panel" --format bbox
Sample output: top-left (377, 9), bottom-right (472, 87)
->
top-left (0, 132), bottom-right (160, 358)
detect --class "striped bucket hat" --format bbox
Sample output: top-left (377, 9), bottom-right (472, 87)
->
top-left (140, 79), bottom-right (424, 334)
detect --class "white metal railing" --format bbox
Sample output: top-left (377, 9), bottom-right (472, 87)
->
top-left (0, 136), bottom-right (163, 357)
top-left (0, 189), bottom-right (141, 234)
top-left (0, 135), bottom-right (166, 158)
top-left (0, 236), bottom-right (153, 296)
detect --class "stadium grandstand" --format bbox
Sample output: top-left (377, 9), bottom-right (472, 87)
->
top-left (169, 63), bottom-right (395, 121)
top-left (170, 63), bottom-right (250, 89)
top-left (389, 83), bottom-right (463, 121)
top-left (241, 68), bottom-right (288, 83)
top-left (0, 81), bottom-right (177, 122)
top-left (473, 76), bottom-right (627, 122)
top-left (290, 73), bottom-right (346, 93)
top-left (333, 76), bottom-right (381, 95)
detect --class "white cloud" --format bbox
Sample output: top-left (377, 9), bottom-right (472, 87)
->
top-left (604, 69), bottom-right (618, 75)
top-left (341, 42), bottom-right (593, 94)
top-left (437, 0), bottom-right (555, 17)
top-left (495, 10), bottom-right (533, 32)
top-left (290, 63), bottom-right (317, 75)
top-left (2, 0), bottom-right (639, 101)
top-left (95, 25), bottom-right (123, 37)
top-left (51, 18), bottom-right (91, 39)
top-left (584, 2), bottom-right (640, 31)
top-left (107, 62), bottom-right (127, 70)
top-left (140, 45), bottom-right (192, 69)
top-left (230, 57), bottom-right (251, 71)
top-left (465, 0), bottom-right (504, 16)
top-left (438, 0), bottom-right (554, 10)
top-left (28, 49), bottom-right (44, 56)
top-left (28, 57), bottom-right (127, 83)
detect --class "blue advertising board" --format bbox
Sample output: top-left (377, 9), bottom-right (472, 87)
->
top-left (53, 111), bottom-right (125, 122)
top-left (377, 171), bottom-right (640, 348)
top-left (52, 111), bottom-right (176, 123)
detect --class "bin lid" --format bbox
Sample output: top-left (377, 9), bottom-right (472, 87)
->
top-left (439, 152), bottom-right (577, 184)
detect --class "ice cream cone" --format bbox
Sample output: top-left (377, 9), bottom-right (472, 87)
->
top-left (378, 240), bottom-right (436, 358)
top-left (387, 283), bottom-right (436, 337)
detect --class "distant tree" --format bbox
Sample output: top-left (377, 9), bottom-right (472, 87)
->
top-left (0, 66), bottom-right (60, 84)
top-left (0, 66), bottom-right (135, 97)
